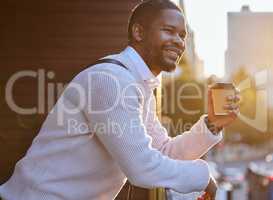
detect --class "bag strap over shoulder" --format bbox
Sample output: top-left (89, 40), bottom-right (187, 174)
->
top-left (91, 58), bottom-right (129, 71)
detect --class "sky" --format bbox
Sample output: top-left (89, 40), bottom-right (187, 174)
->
top-left (172, 0), bottom-right (273, 77)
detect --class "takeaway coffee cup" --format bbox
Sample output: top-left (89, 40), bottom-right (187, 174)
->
top-left (210, 83), bottom-right (236, 115)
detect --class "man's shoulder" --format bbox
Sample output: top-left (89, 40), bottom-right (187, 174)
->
top-left (76, 57), bottom-right (137, 87)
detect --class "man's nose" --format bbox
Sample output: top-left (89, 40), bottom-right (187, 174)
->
top-left (173, 34), bottom-right (185, 51)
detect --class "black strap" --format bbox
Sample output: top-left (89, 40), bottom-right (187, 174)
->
top-left (91, 58), bottom-right (129, 71)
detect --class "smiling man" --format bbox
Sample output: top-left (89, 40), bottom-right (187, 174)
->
top-left (127, 2), bottom-right (186, 75)
top-left (0, 1), bottom-right (239, 200)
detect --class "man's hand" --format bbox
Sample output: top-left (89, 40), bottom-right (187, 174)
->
top-left (198, 177), bottom-right (218, 200)
top-left (207, 88), bottom-right (240, 132)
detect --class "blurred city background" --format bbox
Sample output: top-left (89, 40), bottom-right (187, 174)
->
top-left (162, 1), bottom-right (273, 199)
top-left (0, 0), bottom-right (273, 200)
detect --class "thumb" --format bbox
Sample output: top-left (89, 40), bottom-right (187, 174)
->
top-left (208, 89), bottom-right (215, 117)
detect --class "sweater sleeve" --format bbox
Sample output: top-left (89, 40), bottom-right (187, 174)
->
top-left (150, 115), bottom-right (222, 160)
top-left (82, 68), bottom-right (210, 194)
top-left (146, 94), bottom-right (222, 160)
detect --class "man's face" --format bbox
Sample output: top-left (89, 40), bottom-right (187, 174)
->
top-left (142, 9), bottom-right (187, 74)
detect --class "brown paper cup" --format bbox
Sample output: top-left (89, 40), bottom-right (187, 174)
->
top-left (210, 83), bottom-right (235, 115)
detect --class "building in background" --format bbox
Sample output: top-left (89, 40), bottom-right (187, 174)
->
top-left (225, 5), bottom-right (273, 143)
top-left (225, 5), bottom-right (273, 79)
top-left (225, 5), bottom-right (273, 112)
top-left (182, 24), bottom-right (205, 82)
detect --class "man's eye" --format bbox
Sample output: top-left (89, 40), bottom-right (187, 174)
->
top-left (179, 34), bottom-right (186, 39)
top-left (163, 29), bottom-right (173, 33)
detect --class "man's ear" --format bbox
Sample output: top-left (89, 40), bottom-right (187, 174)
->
top-left (131, 23), bottom-right (145, 42)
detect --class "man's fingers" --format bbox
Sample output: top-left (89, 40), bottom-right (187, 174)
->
top-left (223, 104), bottom-right (239, 118)
top-left (226, 94), bottom-right (241, 103)
top-left (223, 104), bottom-right (239, 111)
top-left (204, 192), bottom-right (213, 200)
top-left (198, 192), bottom-right (211, 200)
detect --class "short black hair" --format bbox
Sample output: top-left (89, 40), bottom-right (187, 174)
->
top-left (128, 0), bottom-right (182, 43)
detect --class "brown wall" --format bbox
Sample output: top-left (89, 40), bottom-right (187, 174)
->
top-left (0, 0), bottom-right (141, 185)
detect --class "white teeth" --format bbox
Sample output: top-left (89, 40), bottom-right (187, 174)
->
top-left (167, 50), bottom-right (178, 58)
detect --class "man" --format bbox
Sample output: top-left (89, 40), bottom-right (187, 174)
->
top-left (0, 0), bottom-right (239, 199)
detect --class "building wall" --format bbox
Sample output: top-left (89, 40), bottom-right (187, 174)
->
top-left (0, 0), bottom-right (141, 184)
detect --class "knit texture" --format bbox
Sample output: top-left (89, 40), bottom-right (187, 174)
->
top-left (0, 47), bottom-right (222, 200)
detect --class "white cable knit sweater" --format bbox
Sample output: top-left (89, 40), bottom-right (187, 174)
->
top-left (0, 46), bottom-right (222, 200)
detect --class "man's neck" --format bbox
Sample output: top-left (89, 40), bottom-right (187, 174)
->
top-left (129, 44), bottom-right (160, 76)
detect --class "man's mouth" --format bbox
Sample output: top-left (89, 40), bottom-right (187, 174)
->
top-left (166, 50), bottom-right (179, 58)
top-left (164, 48), bottom-right (183, 60)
